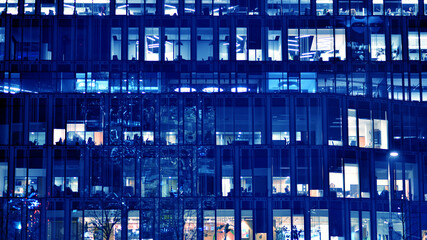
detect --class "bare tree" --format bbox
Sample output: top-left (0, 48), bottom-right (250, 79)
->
top-left (87, 209), bottom-right (121, 240)
top-left (86, 194), bottom-right (125, 240)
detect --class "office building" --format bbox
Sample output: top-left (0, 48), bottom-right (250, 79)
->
top-left (0, 0), bottom-right (427, 239)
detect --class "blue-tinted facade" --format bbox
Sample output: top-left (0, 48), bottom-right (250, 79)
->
top-left (0, 1), bottom-right (427, 240)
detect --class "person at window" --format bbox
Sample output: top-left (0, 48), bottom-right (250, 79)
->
top-left (323, 9), bottom-right (327, 15)
top-left (408, 7), bottom-right (413, 16)
top-left (100, 7), bottom-right (106, 16)
top-left (386, 8), bottom-right (392, 16)
top-left (380, 186), bottom-right (389, 199)
top-left (87, 137), bottom-right (95, 146)
top-left (285, 185), bottom-right (290, 195)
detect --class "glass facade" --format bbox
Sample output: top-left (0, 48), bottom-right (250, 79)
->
top-left (1, 1), bottom-right (427, 240)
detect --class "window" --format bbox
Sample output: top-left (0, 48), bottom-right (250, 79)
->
top-left (236, 28), bottom-right (247, 60)
top-left (273, 210), bottom-right (291, 240)
top-left (216, 210), bottom-right (235, 240)
top-left (310, 150), bottom-right (324, 197)
top-left (160, 98), bottom-right (178, 145)
top-left (185, 0), bottom-right (195, 14)
top-left (216, 98), bottom-right (233, 146)
top-left (15, 150), bottom-right (46, 198)
top-left (358, 108), bottom-right (373, 148)
top-left (296, 98), bottom-right (308, 145)
top-left (111, 28), bottom-right (122, 60)
top-left (25, 0), bottom-right (36, 14)
top-left (204, 210), bottom-right (215, 238)
top-left (145, 28), bottom-right (160, 61)
top-left (141, 148), bottom-right (158, 197)
top-left (343, 152), bottom-right (360, 198)
top-left (241, 150), bottom-right (252, 196)
top-left (310, 209), bottom-right (329, 240)
top-left (160, 154), bottom-right (178, 197)
top-left (350, 211), bottom-right (359, 240)
top-left (421, 26), bottom-right (427, 61)
top-left (12, 24), bottom-right (40, 61)
top-left (288, 28), bottom-right (346, 61)
top-left (385, 0), bottom-right (401, 15)
top-left (0, 150), bottom-right (7, 197)
top-left (213, 0), bottom-right (230, 15)
top-left (219, 28), bottom-right (230, 60)
top-left (300, 0), bottom-right (310, 15)
top-left (197, 28), bottom-right (213, 61)
top-left (340, 0), bottom-right (367, 15)
top-left (375, 156), bottom-right (389, 199)
top-left (165, 0), bottom-right (178, 15)
top-left (0, 0), bottom-right (19, 14)
top-left (348, 108), bottom-right (358, 147)
top-left (0, 27), bottom-right (4, 61)
top-left (128, 28), bottom-right (139, 60)
top-left (350, 18), bottom-right (368, 61)
top-left (308, 98), bottom-right (322, 144)
top-left (327, 99), bottom-right (343, 146)
top-left (198, 148), bottom-right (214, 196)
top-left (40, 0), bottom-right (56, 14)
top-left (273, 149), bottom-right (290, 195)
top-left (317, 0), bottom-right (333, 15)
top-left (329, 150), bottom-right (344, 198)
top-left (373, 0), bottom-right (384, 15)
top-left (184, 210), bottom-right (197, 239)
top-left (116, 0), bottom-right (143, 15)
top-left (221, 149), bottom-right (233, 197)
top-left (296, 149), bottom-right (309, 196)
top-left (370, 33), bottom-right (386, 61)
top-left (202, 0), bottom-right (212, 15)
top-left (64, 0), bottom-right (110, 15)
top-left (145, 0), bottom-right (155, 14)
top-left (128, 210), bottom-right (140, 240)
top-left (241, 210), bottom-right (253, 239)
top-left (267, 0), bottom-right (282, 15)
top-left (234, 98), bottom-right (252, 144)
top-left (348, 103), bottom-right (388, 149)
top-left (29, 98), bottom-right (47, 146)
top-left (405, 162), bottom-right (418, 200)
top-left (268, 29), bottom-right (282, 61)
top-left (165, 28), bottom-right (190, 61)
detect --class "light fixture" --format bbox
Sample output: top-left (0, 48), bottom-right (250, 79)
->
top-left (389, 152), bottom-right (398, 157)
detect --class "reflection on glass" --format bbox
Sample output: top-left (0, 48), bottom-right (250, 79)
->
top-left (184, 210), bottom-right (197, 239)
top-left (128, 210), bottom-right (139, 240)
